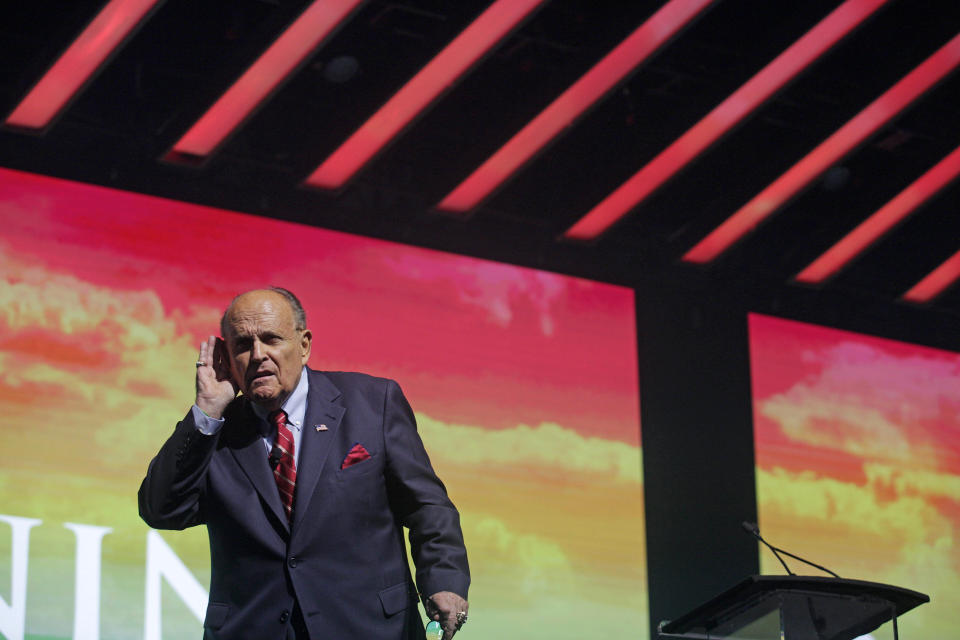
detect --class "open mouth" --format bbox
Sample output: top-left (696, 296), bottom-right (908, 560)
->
top-left (249, 371), bottom-right (275, 385)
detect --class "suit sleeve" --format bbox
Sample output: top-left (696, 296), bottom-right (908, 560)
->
top-left (382, 380), bottom-right (470, 600)
top-left (138, 408), bottom-right (220, 530)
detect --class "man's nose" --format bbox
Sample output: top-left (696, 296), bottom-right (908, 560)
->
top-left (251, 340), bottom-right (265, 361)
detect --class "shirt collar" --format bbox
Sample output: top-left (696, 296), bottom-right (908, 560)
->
top-left (250, 366), bottom-right (309, 432)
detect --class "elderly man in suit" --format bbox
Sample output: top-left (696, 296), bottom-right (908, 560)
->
top-left (139, 288), bottom-right (469, 640)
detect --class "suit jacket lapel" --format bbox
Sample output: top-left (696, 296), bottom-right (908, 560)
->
top-left (292, 370), bottom-right (345, 532)
top-left (226, 402), bottom-right (289, 531)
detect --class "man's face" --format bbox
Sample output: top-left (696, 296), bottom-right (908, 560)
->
top-left (223, 290), bottom-right (312, 410)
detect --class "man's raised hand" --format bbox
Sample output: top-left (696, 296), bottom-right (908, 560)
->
top-left (195, 336), bottom-right (238, 419)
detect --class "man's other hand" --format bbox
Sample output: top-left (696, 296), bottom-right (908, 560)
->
top-left (195, 336), bottom-right (237, 419)
top-left (425, 591), bottom-right (469, 640)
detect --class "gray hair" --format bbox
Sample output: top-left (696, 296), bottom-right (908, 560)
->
top-left (220, 287), bottom-right (307, 337)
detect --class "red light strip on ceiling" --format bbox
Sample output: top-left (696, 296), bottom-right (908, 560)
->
top-left (4, 0), bottom-right (161, 131)
top-left (903, 248), bottom-right (960, 303)
top-left (304, 0), bottom-right (545, 190)
top-left (796, 144), bottom-right (960, 283)
top-left (437, 0), bottom-right (718, 214)
top-left (563, 0), bottom-right (889, 241)
top-left (683, 31), bottom-right (960, 264)
top-left (169, 0), bottom-right (364, 160)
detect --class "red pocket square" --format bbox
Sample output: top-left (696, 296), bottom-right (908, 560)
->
top-left (341, 443), bottom-right (372, 469)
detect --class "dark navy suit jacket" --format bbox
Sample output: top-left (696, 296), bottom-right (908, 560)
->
top-left (139, 369), bottom-right (469, 639)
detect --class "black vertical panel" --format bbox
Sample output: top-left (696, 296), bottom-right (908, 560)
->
top-left (637, 277), bottom-right (759, 639)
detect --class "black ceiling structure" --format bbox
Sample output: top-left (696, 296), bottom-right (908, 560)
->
top-left (2, 0), bottom-right (960, 345)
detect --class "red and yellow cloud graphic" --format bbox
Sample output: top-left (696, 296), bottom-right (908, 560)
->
top-left (0, 168), bottom-right (644, 639)
top-left (749, 313), bottom-right (960, 638)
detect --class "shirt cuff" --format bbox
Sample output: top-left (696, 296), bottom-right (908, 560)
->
top-left (191, 404), bottom-right (225, 435)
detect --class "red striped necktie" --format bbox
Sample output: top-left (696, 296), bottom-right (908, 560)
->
top-left (269, 409), bottom-right (297, 522)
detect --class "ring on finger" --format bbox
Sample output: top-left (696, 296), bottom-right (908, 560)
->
top-left (195, 361), bottom-right (205, 367)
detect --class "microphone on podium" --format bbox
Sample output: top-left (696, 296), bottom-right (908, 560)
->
top-left (741, 521), bottom-right (840, 578)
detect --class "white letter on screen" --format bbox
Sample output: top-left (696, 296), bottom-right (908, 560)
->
top-left (64, 523), bottom-right (112, 640)
top-left (144, 530), bottom-right (208, 640)
top-left (0, 514), bottom-right (41, 640)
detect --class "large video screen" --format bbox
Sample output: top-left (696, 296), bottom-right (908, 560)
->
top-left (749, 313), bottom-right (960, 638)
top-left (0, 168), bottom-right (644, 639)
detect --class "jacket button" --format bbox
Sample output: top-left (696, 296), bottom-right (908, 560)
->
top-left (279, 610), bottom-right (290, 623)
top-left (288, 556), bottom-right (297, 568)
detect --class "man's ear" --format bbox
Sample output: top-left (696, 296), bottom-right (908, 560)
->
top-left (217, 335), bottom-right (241, 383)
top-left (300, 329), bottom-right (312, 364)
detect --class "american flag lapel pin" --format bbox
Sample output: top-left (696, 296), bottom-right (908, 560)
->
top-left (315, 424), bottom-right (328, 432)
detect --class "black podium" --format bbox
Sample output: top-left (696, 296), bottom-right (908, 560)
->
top-left (658, 576), bottom-right (929, 640)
